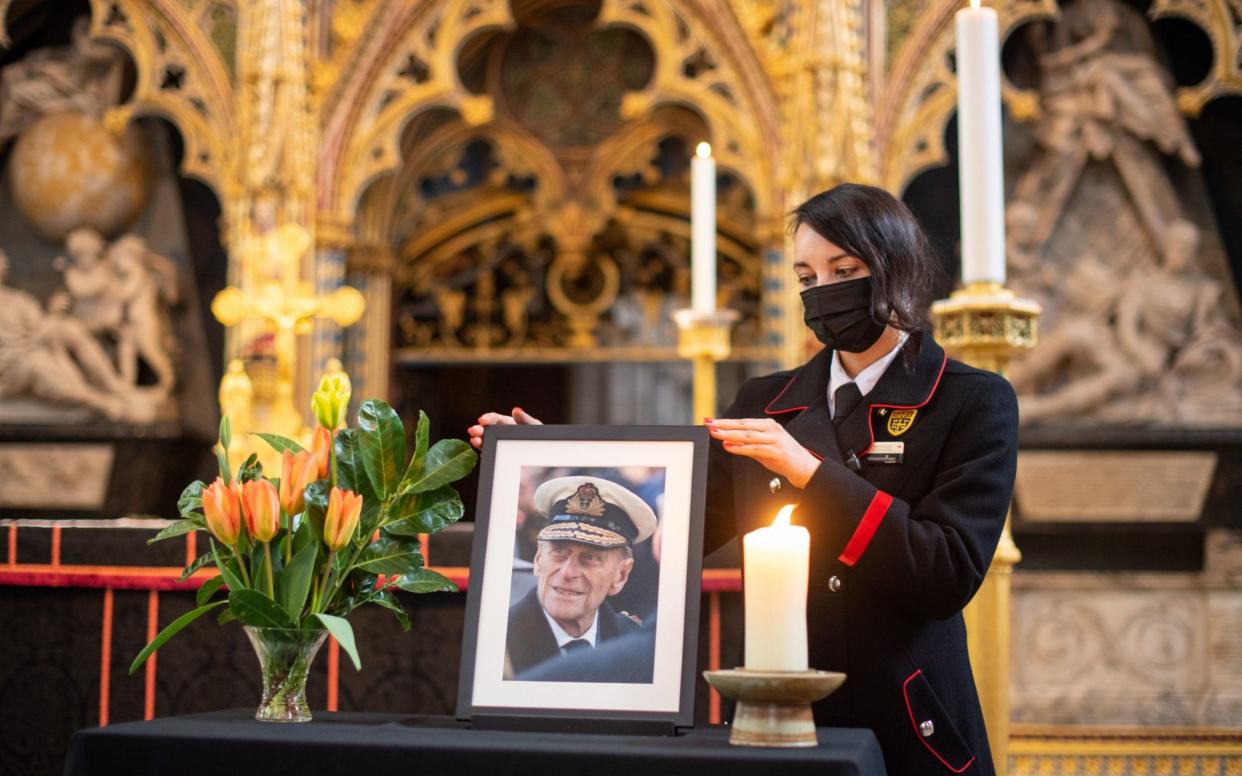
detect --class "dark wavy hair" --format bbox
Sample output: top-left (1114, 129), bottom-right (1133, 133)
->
top-left (789, 183), bottom-right (942, 336)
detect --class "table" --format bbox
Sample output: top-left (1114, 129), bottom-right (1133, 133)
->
top-left (65, 710), bottom-right (888, 776)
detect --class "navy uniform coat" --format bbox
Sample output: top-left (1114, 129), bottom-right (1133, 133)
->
top-left (505, 587), bottom-right (651, 682)
top-left (705, 333), bottom-right (1018, 776)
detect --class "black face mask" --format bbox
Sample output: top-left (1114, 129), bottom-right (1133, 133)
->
top-left (800, 276), bottom-right (887, 353)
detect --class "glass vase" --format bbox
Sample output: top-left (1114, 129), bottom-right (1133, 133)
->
top-left (244, 626), bottom-right (329, 723)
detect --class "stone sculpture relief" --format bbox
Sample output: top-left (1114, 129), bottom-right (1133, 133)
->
top-left (1004, 0), bottom-right (1242, 426)
top-left (1012, 581), bottom-right (1242, 726)
top-left (0, 229), bottom-right (181, 424)
top-left (0, 16), bottom-right (126, 143)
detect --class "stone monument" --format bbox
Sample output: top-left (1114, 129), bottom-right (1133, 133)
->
top-left (0, 19), bottom-right (215, 518)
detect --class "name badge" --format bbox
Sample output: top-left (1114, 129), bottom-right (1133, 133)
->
top-left (865, 441), bottom-right (904, 465)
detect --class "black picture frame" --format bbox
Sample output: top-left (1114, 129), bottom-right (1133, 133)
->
top-left (457, 424), bottom-right (709, 734)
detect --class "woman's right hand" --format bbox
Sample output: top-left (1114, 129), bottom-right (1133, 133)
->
top-left (467, 407), bottom-right (543, 449)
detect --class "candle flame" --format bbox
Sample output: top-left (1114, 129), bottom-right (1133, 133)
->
top-left (773, 504), bottom-right (796, 528)
top-left (969, 0), bottom-right (981, 8)
top-left (696, 142), bottom-right (712, 159)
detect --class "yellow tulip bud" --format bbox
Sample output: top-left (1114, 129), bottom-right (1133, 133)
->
top-left (312, 373), bottom-right (351, 430)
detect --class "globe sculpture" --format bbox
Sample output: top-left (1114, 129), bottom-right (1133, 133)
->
top-left (8, 112), bottom-right (150, 242)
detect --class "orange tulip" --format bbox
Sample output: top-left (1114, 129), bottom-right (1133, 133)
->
top-left (241, 479), bottom-right (281, 543)
top-left (375, 573), bottom-right (400, 592)
top-left (279, 450), bottom-right (317, 516)
top-left (202, 477), bottom-right (242, 545)
top-left (310, 426), bottom-right (332, 480)
top-left (324, 487), bottom-right (363, 552)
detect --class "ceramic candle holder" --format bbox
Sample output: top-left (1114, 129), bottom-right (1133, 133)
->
top-left (703, 668), bottom-right (846, 747)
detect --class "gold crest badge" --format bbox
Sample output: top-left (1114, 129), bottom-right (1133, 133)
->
top-left (565, 482), bottom-right (606, 517)
top-left (886, 409), bottom-right (917, 437)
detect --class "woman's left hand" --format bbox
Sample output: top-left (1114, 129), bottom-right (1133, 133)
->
top-left (707, 418), bottom-right (821, 489)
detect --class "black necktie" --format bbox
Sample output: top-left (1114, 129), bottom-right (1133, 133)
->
top-left (562, 638), bottom-right (592, 654)
top-left (833, 382), bottom-right (863, 428)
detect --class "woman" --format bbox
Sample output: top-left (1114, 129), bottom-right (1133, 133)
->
top-left (469, 183), bottom-right (1018, 775)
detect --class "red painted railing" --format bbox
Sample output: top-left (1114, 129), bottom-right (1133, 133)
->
top-left (1, 523), bottom-right (741, 724)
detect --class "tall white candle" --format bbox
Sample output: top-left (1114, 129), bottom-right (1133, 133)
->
top-left (743, 504), bottom-right (809, 671)
top-left (691, 141), bottom-right (717, 313)
top-left (955, 0), bottom-right (1006, 285)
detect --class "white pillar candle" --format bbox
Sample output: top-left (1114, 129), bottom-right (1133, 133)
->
top-left (743, 504), bottom-right (809, 671)
top-left (955, 0), bottom-right (1006, 285)
top-left (691, 141), bottom-right (717, 313)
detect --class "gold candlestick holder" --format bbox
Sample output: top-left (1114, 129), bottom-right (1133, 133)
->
top-left (930, 281), bottom-right (1040, 373)
top-left (672, 308), bottom-right (740, 422)
top-left (931, 279), bottom-right (1040, 776)
top-left (703, 669), bottom-right (845, 747)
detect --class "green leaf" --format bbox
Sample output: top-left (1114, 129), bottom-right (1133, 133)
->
top-left (412, 411), bottom-right (430, 469)
top-left (279, 542), bottom-right (318, 622)
top-left (252, 432), bottom-right (305, 456)
top-left (356, 498), bottom-right (383, 549)
top-left (396, 568), bottom-right (458, 594)
top-left (314, 613), bottom-right (361, 670)
top-left (178, 551), bottom-right (215, 582)
top-left (147, 518), bottom-right (200, 545)
top-left (358, 400), bottom-right (405, 499)
top-left (177, 481), bottom-right (206, 517)
top-left (129, 601), bottom-right (227, 675)
top-left (237, 454), bottom-right (263, 483)
top-left (215, 445), bottom-right (232, 485)
top-left (399, 439), bottom-right (476, 495)
top-left (218, 609), bottom-right (236, 625)
top-left (303, 480), bottom-right (330, 545)
top-left (219, 416), bottom-right (232, 452)
top-left (210, 541), bottom-right (246, 593)
top-left (196, 575), bottom-right (227, 607)
top-left (372, 590), bottom-right (412, 631)
top-left (386, 486), bottom-right (464, 536)
top-left (333, 550), bottom-right (351, 581)
top-left (292, 515), bottom-right (314, 556)
top-left (229, 588), bottom-right (296, 629)
top-left (333, 429), bottom-right (373, 499)
top-left (354, 535), bottom-right (423, 575)
top-left (253, 545), bottom-right (271, 593)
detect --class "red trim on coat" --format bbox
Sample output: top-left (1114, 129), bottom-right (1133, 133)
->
top-left (763, 374), bottom-right (807, 415)
top-left (902, 669), bottom-right (976, 774)
top-left (861, 351), bottom-right (948, 455)
top-left (838, 491), bottom-right (893, 566)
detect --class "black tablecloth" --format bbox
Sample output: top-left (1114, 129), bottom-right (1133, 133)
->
top-left (64, 710), bottom-right (888, 776)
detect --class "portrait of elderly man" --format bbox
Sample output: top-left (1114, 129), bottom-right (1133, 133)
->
top-left (504, 476), bottom-right (658, 683)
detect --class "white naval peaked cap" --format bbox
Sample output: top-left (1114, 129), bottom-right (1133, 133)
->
top-left (533, 476), bottom-right (658, 547)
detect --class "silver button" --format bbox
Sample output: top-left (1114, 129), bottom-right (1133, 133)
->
top-left (920, 720), bottom-right (935, 737)
top-left (768, 477), bottom-right (782, 494)
top-left (828, 575), bottom-right (842, 593)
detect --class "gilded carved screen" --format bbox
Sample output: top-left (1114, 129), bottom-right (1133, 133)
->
top-left (356, 0), bottom-right (768, 364)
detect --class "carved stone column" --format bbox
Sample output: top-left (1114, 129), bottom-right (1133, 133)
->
top-left (345, 243), bottom-right (396, 402)
top-left (313, 214), bottom-right (355, 376)
top-left (770, 0), bottom-right (878, 368)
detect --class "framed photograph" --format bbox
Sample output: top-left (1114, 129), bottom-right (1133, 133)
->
top-left (457, 424), bottom-right (709, 731)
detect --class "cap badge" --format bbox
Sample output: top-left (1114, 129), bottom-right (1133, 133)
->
top-left (565, 483), bottom-right (606, 517)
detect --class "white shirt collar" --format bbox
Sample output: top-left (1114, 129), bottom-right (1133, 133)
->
top-left (542, 607), bottom-right (600, 649)
top-left (829, 332), bottom-right (908, 418)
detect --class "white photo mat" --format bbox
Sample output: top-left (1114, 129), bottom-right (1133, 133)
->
top-left (470, 438), bottom-right (697, 713)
